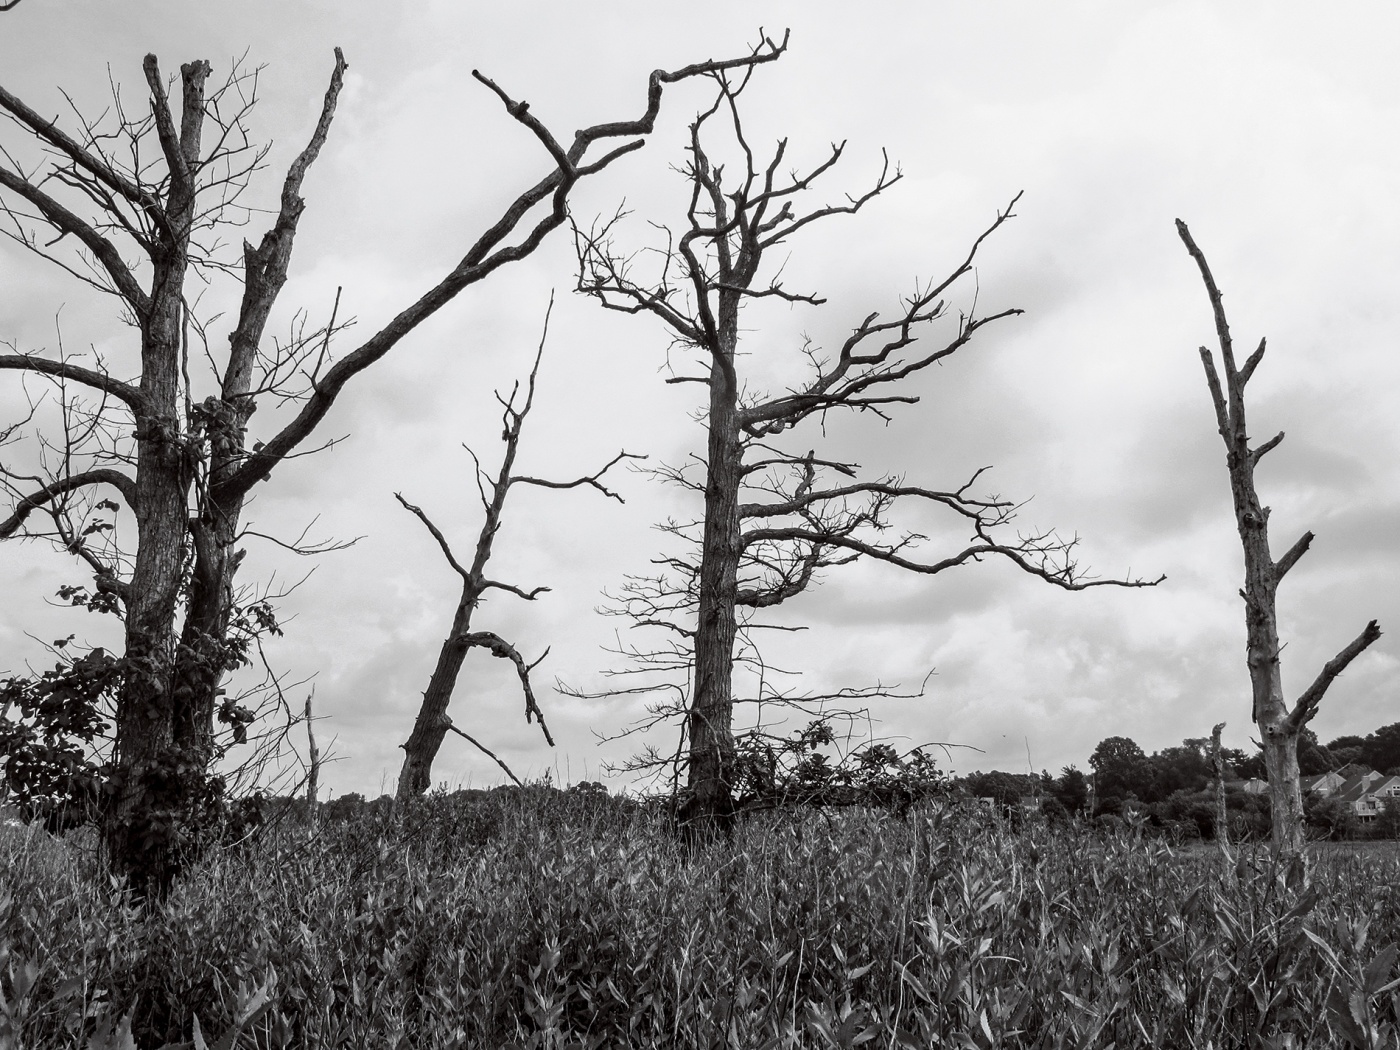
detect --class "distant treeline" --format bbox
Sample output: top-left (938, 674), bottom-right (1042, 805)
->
top-left (956, 721), bottom-right (1400, 841)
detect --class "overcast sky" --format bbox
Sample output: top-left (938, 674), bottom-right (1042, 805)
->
top-left (1, 1), bottom-right (1396, 797)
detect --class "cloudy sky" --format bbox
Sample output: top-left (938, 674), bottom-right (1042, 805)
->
top-left (1, 1), bottom-right (1396, 797)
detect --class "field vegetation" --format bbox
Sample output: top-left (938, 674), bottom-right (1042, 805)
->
top-left (3, 786), bottom-right (1400, 1049)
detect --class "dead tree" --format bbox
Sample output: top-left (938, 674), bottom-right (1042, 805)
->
top-left (304, 693), bottom-right (320, 808)
top-left (1210, 721), bottom-right (1229, 854)
top-left (1177, 219), bottom-right (1382, 854)
top-left (0, 36), bottom-right (786, 896)
top-left (573, 63), bottom-right (1160, 833)
top-left (393, 298), bottom-right (636, 802)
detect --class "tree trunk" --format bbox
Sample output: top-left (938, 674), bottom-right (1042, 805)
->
top-left (104, 62), bottom-right (210, 897)
top-left (1210, 722), bottom-right (1230, 853)
top-left (682, 341), bottom-right (743, 833)
top-left (305, 693), bottom-right (320, 808)
top-left (1227, 441), bottom-right (1305, 852)
top-left (397, 597), bottom-right (476, 801)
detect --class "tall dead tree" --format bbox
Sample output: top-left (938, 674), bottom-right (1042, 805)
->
top-left (394, 299), bottom-right (636, 802)
top-left (0, 37), bottom-right (785, 895)
top-left (574, 63), bottom-right (1160, 832)
top-left (1177, 219), bottom-right (1382, 854)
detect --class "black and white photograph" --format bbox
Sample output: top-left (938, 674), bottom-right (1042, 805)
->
top-left (1, 2), bottom-right (1398, 1045)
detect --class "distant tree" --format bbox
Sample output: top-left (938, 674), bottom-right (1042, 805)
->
top-left (1327, 745), bottom-right (1367, 770)
top-left (1305, 793), bottom-right (1359, 841)
top-left (1327, 734), bottom-right (1367, 751)
top-left (1362, 722), bottom-right (1400, 775)
top-left (1146, 741), bottom-right (1213, 802)
top-left (1052, 765), bottom-right (1089, 816)
top-left (1297, 728), bottom-right (1333, 776)
top-left (1234, 747), bottom-right (1267, 781)
top-left (1089, 736), bottom-right (1148, 804)
top-left (1177, 220), bottom-right (1382, 853)
top-left (1377, 796), bottom-right (1400, 840)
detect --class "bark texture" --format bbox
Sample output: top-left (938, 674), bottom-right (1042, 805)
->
top-left (1178, 219), bottom-right (1382, 854)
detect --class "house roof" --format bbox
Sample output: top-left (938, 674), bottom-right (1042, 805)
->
top-left (1334, 763), bottom-right (1376, 780)
top-left (1371, 774), bottom-right (1400, 796)
top-left (1334, 772), bottom-right (1387, 804)
top-left (1302, 773), bottom-right (1341, 791)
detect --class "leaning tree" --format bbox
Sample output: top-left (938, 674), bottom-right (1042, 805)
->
top-left (1177, 220), bottom-right (1381, 853)
top-left (393, 298), bottom-right (638, 801)
top-left (0, 36), bottom-right (785, 895)
top-left (572, 61), bottom-right (1159, 831)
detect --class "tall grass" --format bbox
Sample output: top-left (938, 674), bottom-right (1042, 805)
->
top-left (3, 789), bottom-right (1399, 1048)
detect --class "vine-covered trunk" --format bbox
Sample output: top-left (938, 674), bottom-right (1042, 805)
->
top-left (106, 283), bottom-right (204, 898)
top-left (103, 60), bottom-right (211, 899)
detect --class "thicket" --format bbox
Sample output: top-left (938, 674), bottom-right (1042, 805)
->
top-left (3, 788), bottom-right (1400, 1049)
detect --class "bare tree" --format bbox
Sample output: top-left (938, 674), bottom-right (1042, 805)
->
top-left (0, 36), bottom-right (786, 895)
top-left (1177, 219), bottom-right (1382, 854)
top-left (304, 692), bottom-right (319, 808)
top-left (393, 297), bottom-right (637, 802)
top-left (1210, 721), bottom-right (1229, 855)
top-left (573, 61), bottom-right (1160, 832)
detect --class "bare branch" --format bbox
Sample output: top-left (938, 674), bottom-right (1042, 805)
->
top-left (441, 718), bottom-right (523, 786)
top-left (1287, 620), bottom-right (1383, 731)
top-left (1196, 346), bottom-right (1231, 439)
top-left (0, 351), bottom-right (146, 412)
top-left (223, 49), bottom-right (347, 410)
top-left (1239, 337), bottom-right (1267, 388)
top-left (1250, 430), bottom-right (1284, 467)
top-left (219, 37), bottom-right (783, 501)
top-left (1177, 219), bottom-right (1238, 378)
top-left (479, 579), bottom-right (550, 602)
top-left (0, 78), bottom-right (161, 220)
top-left (0, 467), bottom-right (135, 538)
top-left (1273, 530), bottom-right (1313, 582)
top-left (456, 630), bottom-right (554, 746)
top-left (394, 493), bottom-right (470, 582)
top-left (0, 165), bottom-right (151, 314)
top-left (741, 525), bottom-right (1163, 590)
top-left (513, 450), bottom-right (645, 503)
top-left (739, 474), bottom-right (1009, 524)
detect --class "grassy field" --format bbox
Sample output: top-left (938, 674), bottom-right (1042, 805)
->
top-left (3, 788), bottom-right (1400, 1049)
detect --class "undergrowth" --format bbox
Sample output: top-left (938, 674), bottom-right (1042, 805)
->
top-left (3, 787), bottom-right (1400, 1048)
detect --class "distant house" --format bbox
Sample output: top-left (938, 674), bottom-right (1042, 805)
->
top-left (1331, 773), bottom-right (1400, 822)
top-left (1224, 778), bottom-right (1269, 795)
top-left (1302, 771), bottom-right (1349, 797)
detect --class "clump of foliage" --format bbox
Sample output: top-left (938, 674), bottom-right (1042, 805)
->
top-left (0, 594), bottom-right (285, 872)
top-left (4, 785), bottom-right (1400, 1047)
top-left (0, 647), bottom-right (118, 832)
top-left (730, 718), bottom-right (949, 815)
